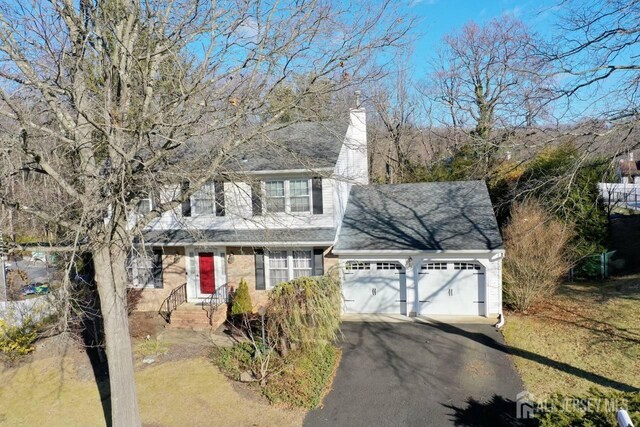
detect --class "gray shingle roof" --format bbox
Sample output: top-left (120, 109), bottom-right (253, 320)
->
top-left (141, 227), bottom-right (337, 246)
top-left (334, 181), bottom-right (503, 252)
top-left (225, 121), bottom-right (348, 172)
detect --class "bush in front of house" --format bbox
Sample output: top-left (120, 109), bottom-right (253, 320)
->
top-left (536, 388), bottom-right (640, 427)
top-left (267, 275), bottom-right (342, 353)
top-left (215, 341), bottom-right (257, 381)
top-left (263, 343), bottom-right (340, 409)
top-left (215, 275), bottom-right (343, 409)
top-left (231, 278), bottom-right (253, 315)
top-left (502, 199), bottom-right (574, 312)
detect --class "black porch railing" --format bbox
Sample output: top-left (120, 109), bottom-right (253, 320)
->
top-left (159, 282), bottom-right (187, 322)
top-left (202, 284), bottom-right (230, 325)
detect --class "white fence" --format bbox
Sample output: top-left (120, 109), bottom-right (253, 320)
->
top-left (598, 183), bottom-right (640, 210)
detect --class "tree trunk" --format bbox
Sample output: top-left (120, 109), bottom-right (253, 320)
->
top-left (93, 244), bottom-right (141, 427)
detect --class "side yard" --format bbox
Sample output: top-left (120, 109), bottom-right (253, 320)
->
top-left (502, 276), bottom-right (640, 398)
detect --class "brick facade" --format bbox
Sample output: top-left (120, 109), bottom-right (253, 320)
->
top-left (131, 246), bottom-right (338, 314)
top-left (132, 247), bottom-right (186, 312)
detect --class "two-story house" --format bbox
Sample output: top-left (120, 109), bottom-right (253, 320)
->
top-left (129, 105), bottom-right (505, 328)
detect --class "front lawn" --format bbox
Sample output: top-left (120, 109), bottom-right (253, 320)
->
top-left (502, 276), bottom-right (640, 398)
top-left (0, 333), bottom-right (305, 427)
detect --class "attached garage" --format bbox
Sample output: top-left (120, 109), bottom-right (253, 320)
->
top-left (342, 261), bottom-right (407, 314)
top-left (334, 181), bottom-right (504, 318)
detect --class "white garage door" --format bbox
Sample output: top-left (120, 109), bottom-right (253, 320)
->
top-left (417, 262), bottom-right (485, 316)
top-left (342, 261), bottom-right (407, 314)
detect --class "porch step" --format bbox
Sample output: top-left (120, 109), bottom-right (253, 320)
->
top-left (169, 303), bottom-right (228, 331)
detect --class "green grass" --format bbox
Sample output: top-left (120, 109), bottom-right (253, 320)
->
top-left (502, 276), bottom-right (640, 398)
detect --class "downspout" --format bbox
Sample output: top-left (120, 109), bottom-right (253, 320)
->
top-left (495, 312), bottom-right (505, 329)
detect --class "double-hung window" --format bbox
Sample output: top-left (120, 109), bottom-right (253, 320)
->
top-left (268, 250), bottom-right (289, 287)
top-left (292, 250), bottom-right (313, 278)
top-left (191, 182), bottom-right (215, 216)
top-left (137, 194), bottom-right (153, 215)
top-left (265, 181), bottom-right (286, 213)
top-left (127, 248), bottom-right (163, 288)
top-left (268, 249), bottom-right (314, 287)
top-left (263, 179), bottom-right (312, 214)
top-left (289, 180), bottom-right (310, 212)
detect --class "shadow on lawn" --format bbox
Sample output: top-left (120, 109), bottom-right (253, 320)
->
top-left (81, 310), bottom-right (112, 427)
top-left (423, 321), bottom-right (639, 393)
top-left (445, 395), bottom-right (539, 427)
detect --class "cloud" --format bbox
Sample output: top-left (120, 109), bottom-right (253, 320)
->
top-left (410, 0), bottom-right (437, 7)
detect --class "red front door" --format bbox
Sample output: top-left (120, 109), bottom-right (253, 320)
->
top-left (198, 253), bottom-right (215, 294)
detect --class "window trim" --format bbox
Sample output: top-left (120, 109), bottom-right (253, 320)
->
top-left (190, 181), bottom-right (220, 217)
top-left (265, 248), bottom-right (315, 288)
top-left (128, 248), bottom-right (163, 289)
top-left (262, 178), bottom-right (313, 214)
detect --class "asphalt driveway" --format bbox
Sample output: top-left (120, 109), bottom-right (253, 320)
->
top-left (304, 319), bottom-right (527, 427)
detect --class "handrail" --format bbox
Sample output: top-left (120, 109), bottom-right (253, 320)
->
top-left (159, 282), bottom-right (187, 322)
top-left (202, 283), bottom-right (229, 325)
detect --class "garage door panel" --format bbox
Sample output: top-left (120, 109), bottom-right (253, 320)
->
top-left (342, 261), bottom-right (406, 314)
top-left (418, 262), bottom-right (485, 316)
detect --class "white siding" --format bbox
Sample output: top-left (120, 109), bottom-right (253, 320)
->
top-left (333, 108), bottom-right (369, 228)
top-left (148, 177), bottom-right (337, 231)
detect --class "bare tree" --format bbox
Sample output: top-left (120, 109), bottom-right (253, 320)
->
top-left (0, 1), bottom-right (410, 425)
top-left (550, 0), bottom-right (640, 122)
top-left (367, 65), bottom-right (420, 183)
top-left (426, 16), bottom-right (552, 167)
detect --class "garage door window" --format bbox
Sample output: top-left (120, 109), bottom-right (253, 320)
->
top-left (422, 262), bottom-right (447, 270)
top-left (345, 261), bottom-right (371, 271)
top-left (454, 262), bottom-right (481, 270)
top-left (376, 262), bottom-right (402, 270)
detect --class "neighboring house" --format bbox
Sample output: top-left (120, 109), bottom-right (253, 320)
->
top-left (618, 153), bottom-right (640, 184)
top-left (598, 153), bottom-right (640, 211)
top-left (129, 105), bottom-right (504, 324)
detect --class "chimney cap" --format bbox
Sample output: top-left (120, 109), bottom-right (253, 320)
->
top-left (354, 90), bottom-right (361, 109)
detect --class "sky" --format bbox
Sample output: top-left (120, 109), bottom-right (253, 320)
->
top-left (405, 0), bottom-right (560, 76)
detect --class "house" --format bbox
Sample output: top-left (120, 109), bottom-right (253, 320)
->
top-left (129, 104), bottom-right (504, 326)
top-left (598, 152), bottom-right (640, 211)
top-left (618, 152), bottom-right (640, 184)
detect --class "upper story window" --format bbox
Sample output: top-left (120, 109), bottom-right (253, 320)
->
top-left (265, 181), bottom-right (286, 213)
top-left (137, 196), bottom-right (153, 215)
top-left (192, 183), bottom-right (216, 216)
top-left (263, 179), bottom-right (313, 214)
top-left (290, 179), bottom-right (310, 212)
top-left (182, 181), bottom-right (225, 217)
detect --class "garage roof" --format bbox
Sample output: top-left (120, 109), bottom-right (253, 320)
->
top-left (334, 181), bottom-right (503, 252)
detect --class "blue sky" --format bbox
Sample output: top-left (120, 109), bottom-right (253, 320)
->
top-left (407, 0), bottom-right (560, 75)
